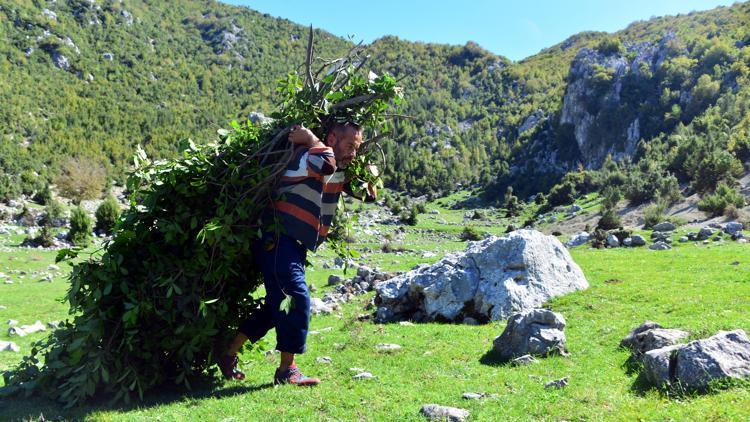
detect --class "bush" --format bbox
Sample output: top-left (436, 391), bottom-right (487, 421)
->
top-left (697, 183), bottom-right (746, 217)
top-left (68, 206), bottom-right (93, 247)
top-left (414, 202), bottom-right (427, 214)
top-left (534, 192), bottom-right (547, 205)
top-left (95, 196), bottom-right (121, 235)
top-left (34, 184), bottom-right (53, 205)
top-left (643, 201), bottom-right (668, 229)
top-left (55, 157), bottom-right (106, 203)
top-left (40, 200), bottom-right (66, 227)
top-left (401, 206), bottom-right (419, 226)
top-left (471, 210), bottom-right (486, 220)
top-left (597, 207), bottom-right (622, 230)
top-left (548, 181), bottom-right (576, 207)
top-left (596, 37), bottom-right (623, 55)
top-left (22, 226), bottom-right (55, 248)
top-left (460, 225), bottom-right (483, 241)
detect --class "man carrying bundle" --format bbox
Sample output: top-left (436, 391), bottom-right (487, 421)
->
top-left (218, 122), bottom-right (376, 386)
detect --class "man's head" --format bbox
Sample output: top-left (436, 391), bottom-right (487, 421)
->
top-left (324, 122), bottom-right (362, 168)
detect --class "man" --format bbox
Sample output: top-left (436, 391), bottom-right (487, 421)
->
top-left (218, 121), bottom-right (375, 386)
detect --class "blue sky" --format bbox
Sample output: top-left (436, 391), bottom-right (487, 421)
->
top-left (221, 0), bottom-right (739, 61)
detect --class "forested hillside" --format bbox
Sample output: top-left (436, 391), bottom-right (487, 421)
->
top-left (1, 0), bottom-right (749, 204)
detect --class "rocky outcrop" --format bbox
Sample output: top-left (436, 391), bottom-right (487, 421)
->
top-left (374, 230), bottom-right (588, 323)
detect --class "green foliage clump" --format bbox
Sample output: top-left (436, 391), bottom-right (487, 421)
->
top-left (2, 43), bottom-right (402, 407)
top-left (94, 195), bottom-right (121, 235)
top-left (596, 37), bottom-right (624, 55)
top-left (460, 225), bottom-right (483, 241)
top-left (55, 158), bottom-right (106, 204)
top-left (67, 206), bottom-right (92, 247)
top-left (697, 182), bottom-right (746, 216)
top-left (401, 206), bottom-right (419, 226)
top-left (643, 201), bottom-right (668, 229)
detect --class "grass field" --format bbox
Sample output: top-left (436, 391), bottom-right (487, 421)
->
top-left (1, 195), bottom-right (749, 421)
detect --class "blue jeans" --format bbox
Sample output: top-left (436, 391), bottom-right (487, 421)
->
top-left (239, 233), bottom-right (310, 354)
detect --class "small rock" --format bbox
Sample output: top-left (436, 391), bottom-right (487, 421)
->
top-left (492, 309), bottom-right (567, 360)
top-left (653, 222), bottom-right (676, 232)
top-left (349, 367), bottom-right (366, 372)
top-left (7, 319), bottom-right (18, 326)
top-left (649, 241), bottom-right (671, 250)
top-left (327, 274), bottom-right (344, 286)
top-left (48, 264), bottom-right (60, 271)
top-left (622, 237), bottom-right (632, 247)
top-left (316, 356), bottom-right (332, 364)
top-left (310, 298), bottom-right (333, 315)
top-left (399, 321), bottom-right (415, 326)
top-left (679, 236), bottom-right (689, 243)
top-left (47, 321), bottom-right (61, 329)
top-left (420, 404), bottom-right (470, 421)
top-left (630, 234), bottom-right (647, 246)
top-left (606, 233), bottom-right (619, 248)
top-left (544, 377), bottom-right (569, 390)
top-left (566, 231), bottom-right (590, 247)
top-left (0, 340), bottom-right (20, 353)
top-left (376, 343), bottom-right (402, 352)
top-left (0, 305), bottom-right (6, 310)
top-left (461, 392), bottom-right (484, 400)
top-left (352, 372), bottom-right (375, 380)
top-left (421, 252), bottom-right (437, 258)
top-left (462, 317), bottom-right (479, 325)
top-left (724, 222), bottom-right (744, 235)
top-left (511, 354), bottom-right (538, 366)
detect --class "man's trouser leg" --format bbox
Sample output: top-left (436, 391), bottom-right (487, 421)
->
top-left (239, 233), bottom-right (310, 354)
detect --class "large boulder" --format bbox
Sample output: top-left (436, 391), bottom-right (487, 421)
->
top-left (620, 321), bottom-right (689, 356)
top-left (630, 234), bottom-right (647, 246)
top-left (652, 222), bottom-right (676, 232)
top-left (492, 309), bottom-right (567, 360)
top-left (675, 330), bottom-right (750, 391)
top-left (374, 230), bottom-right (588, 323)
top-left (724, 222), bottom-right (743, 236)
top-left (641, 330), bottom-right (750, 391)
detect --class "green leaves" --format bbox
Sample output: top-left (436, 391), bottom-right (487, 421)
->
top-left (279, 295), bottom-right (294, 315)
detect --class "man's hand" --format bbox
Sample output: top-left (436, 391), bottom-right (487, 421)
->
top-left (289, 125), bottom-right (324, 148)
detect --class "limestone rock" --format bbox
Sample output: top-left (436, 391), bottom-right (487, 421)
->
top-left (675, 330), bottom-right (750, 391)
top-left (420, 404), bottom-right (470, 421)
top-left (652, 222), bottom-right (676, 232)
top-left (375, 230), bottom-right (588, 323)
top-left (630, 234), bottom-right (647, 246)
top-left (566, 231), bottom-right (590, 247)
top-left (0, 340), bottom-right (20, 353)
top-left (492, 309), bottom-right (567, 360)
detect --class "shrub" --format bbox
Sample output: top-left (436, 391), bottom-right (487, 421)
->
top-left (55, 157), bottom-right (106, 203)
top-left (697, 183), bottom-right (746, 217)
top-left (414, 202), bottom-right (427, 214)
top-left (68, 206), bottom-right (93, 247)
top-left (95, 196), bottom-right (121, 235)
top-left (643, 201), bottom-right (668, 229)
top-left (40, 200), bottom-right (66, 227)
top-left (471, 210), bottom-right (485, 220)
top-left (534, 192), bottom-right (547, 205)
top-left (460, 225), bottom-right (483, 241)
top-left (22, 226), bottom-right (55, 248)
top-left (597, 207), bottom-right (622, 230)
top-left (596, 37), bottom-right (623, 55)
top-left (548, 181), bottom-right (576, 207)
top-left (401, 207), bottom-right (418, 226)
top-left (34, 184), bottom-right (53, 205)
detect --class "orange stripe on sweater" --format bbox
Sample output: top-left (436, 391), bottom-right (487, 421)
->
top-left (272, 201), bottom-right (320, 229)
top-left (323, 182), bottom-right (345, 193)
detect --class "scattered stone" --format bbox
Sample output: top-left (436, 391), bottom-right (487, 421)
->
top-left (724, 222), bottom-right (743, 235)
top-left (421, 252), bottom-right (437, 258)
top-left (0, 340), bottom-right (20, 353)
top-left (316, 356), bottom-right (332, 364)
top-left (47, 321), bottom-right (61, 329)
top-left (461, 392), bottom-right (484, 400)
top-left (0, 305), bottom-right (6, 310)
top-left (9, 320), bottom-right (46, 337)
top-left (511, 354), bottom-right (538, 366)
top-left (492, 309), bottom-right (568, 360)
top-left (697, 227), bottom-right (715, 241)
top-left (48, 264), bottom-right (60, 271)
top-left (102, 52), bottom-right (114, 61)
top-left (375, 343), bottom-right (402, 352)
top-left (642, 344), bottom-right (682, 388)
top-left (622, 237), bottom-right (632, 247)
top-left (349, 367), bottom-right (365, 372)
top-left (544, 377), bottom-right (569, 390)
top-left (42, 8), bottom-right (57, 20)
top-left (310, 298), bottom-right (333, 315)
top-left (606, 233), bottom-right (619, 248)
top-left (679, 236), bottom-right (689, 243)
top-left (649, 241), bottom-right (671, 250)
top-left (7, 319), bottom-right (18, 326)
top-left (399, 321), bottom-right (415, 326)
top-left (327, 274), bottom-right (344, 286)
top-left (352, 372), bottom-right (375, 380)
top-left (630, 234), bottom-right (647, 246)
top-left (462, 317), bottom-right (479, 325)
top-left (652, 222), bottom-right (676, 232)
top-left (420, 404), bottom-right (470, 421)
top-left (4, 280), bottom-right (13, 284)
top-left (566, 231), bottom-right (590, 247)
top-left (375, 230), bottom-right (588, 323)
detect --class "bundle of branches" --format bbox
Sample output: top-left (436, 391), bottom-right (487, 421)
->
top-left (1, 29), bottom-right (402, 407)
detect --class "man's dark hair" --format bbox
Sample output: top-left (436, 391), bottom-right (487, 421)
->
top-left (327, 121), bottom-right (361, 136)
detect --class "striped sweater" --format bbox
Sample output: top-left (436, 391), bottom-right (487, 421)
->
top-left (269, 145), bottom-right (344, 251)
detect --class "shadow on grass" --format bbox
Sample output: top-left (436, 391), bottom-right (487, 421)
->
top-left (478, 349), bottom-right (511, 367)
top-left (0, 378), bottom-right (274, 420)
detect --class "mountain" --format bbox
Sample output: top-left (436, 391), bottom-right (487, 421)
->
top-left (1, 0), bottom-right (749, 203)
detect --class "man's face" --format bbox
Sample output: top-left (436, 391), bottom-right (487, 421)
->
top-left (328, 127), bottom-right (362, 168)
